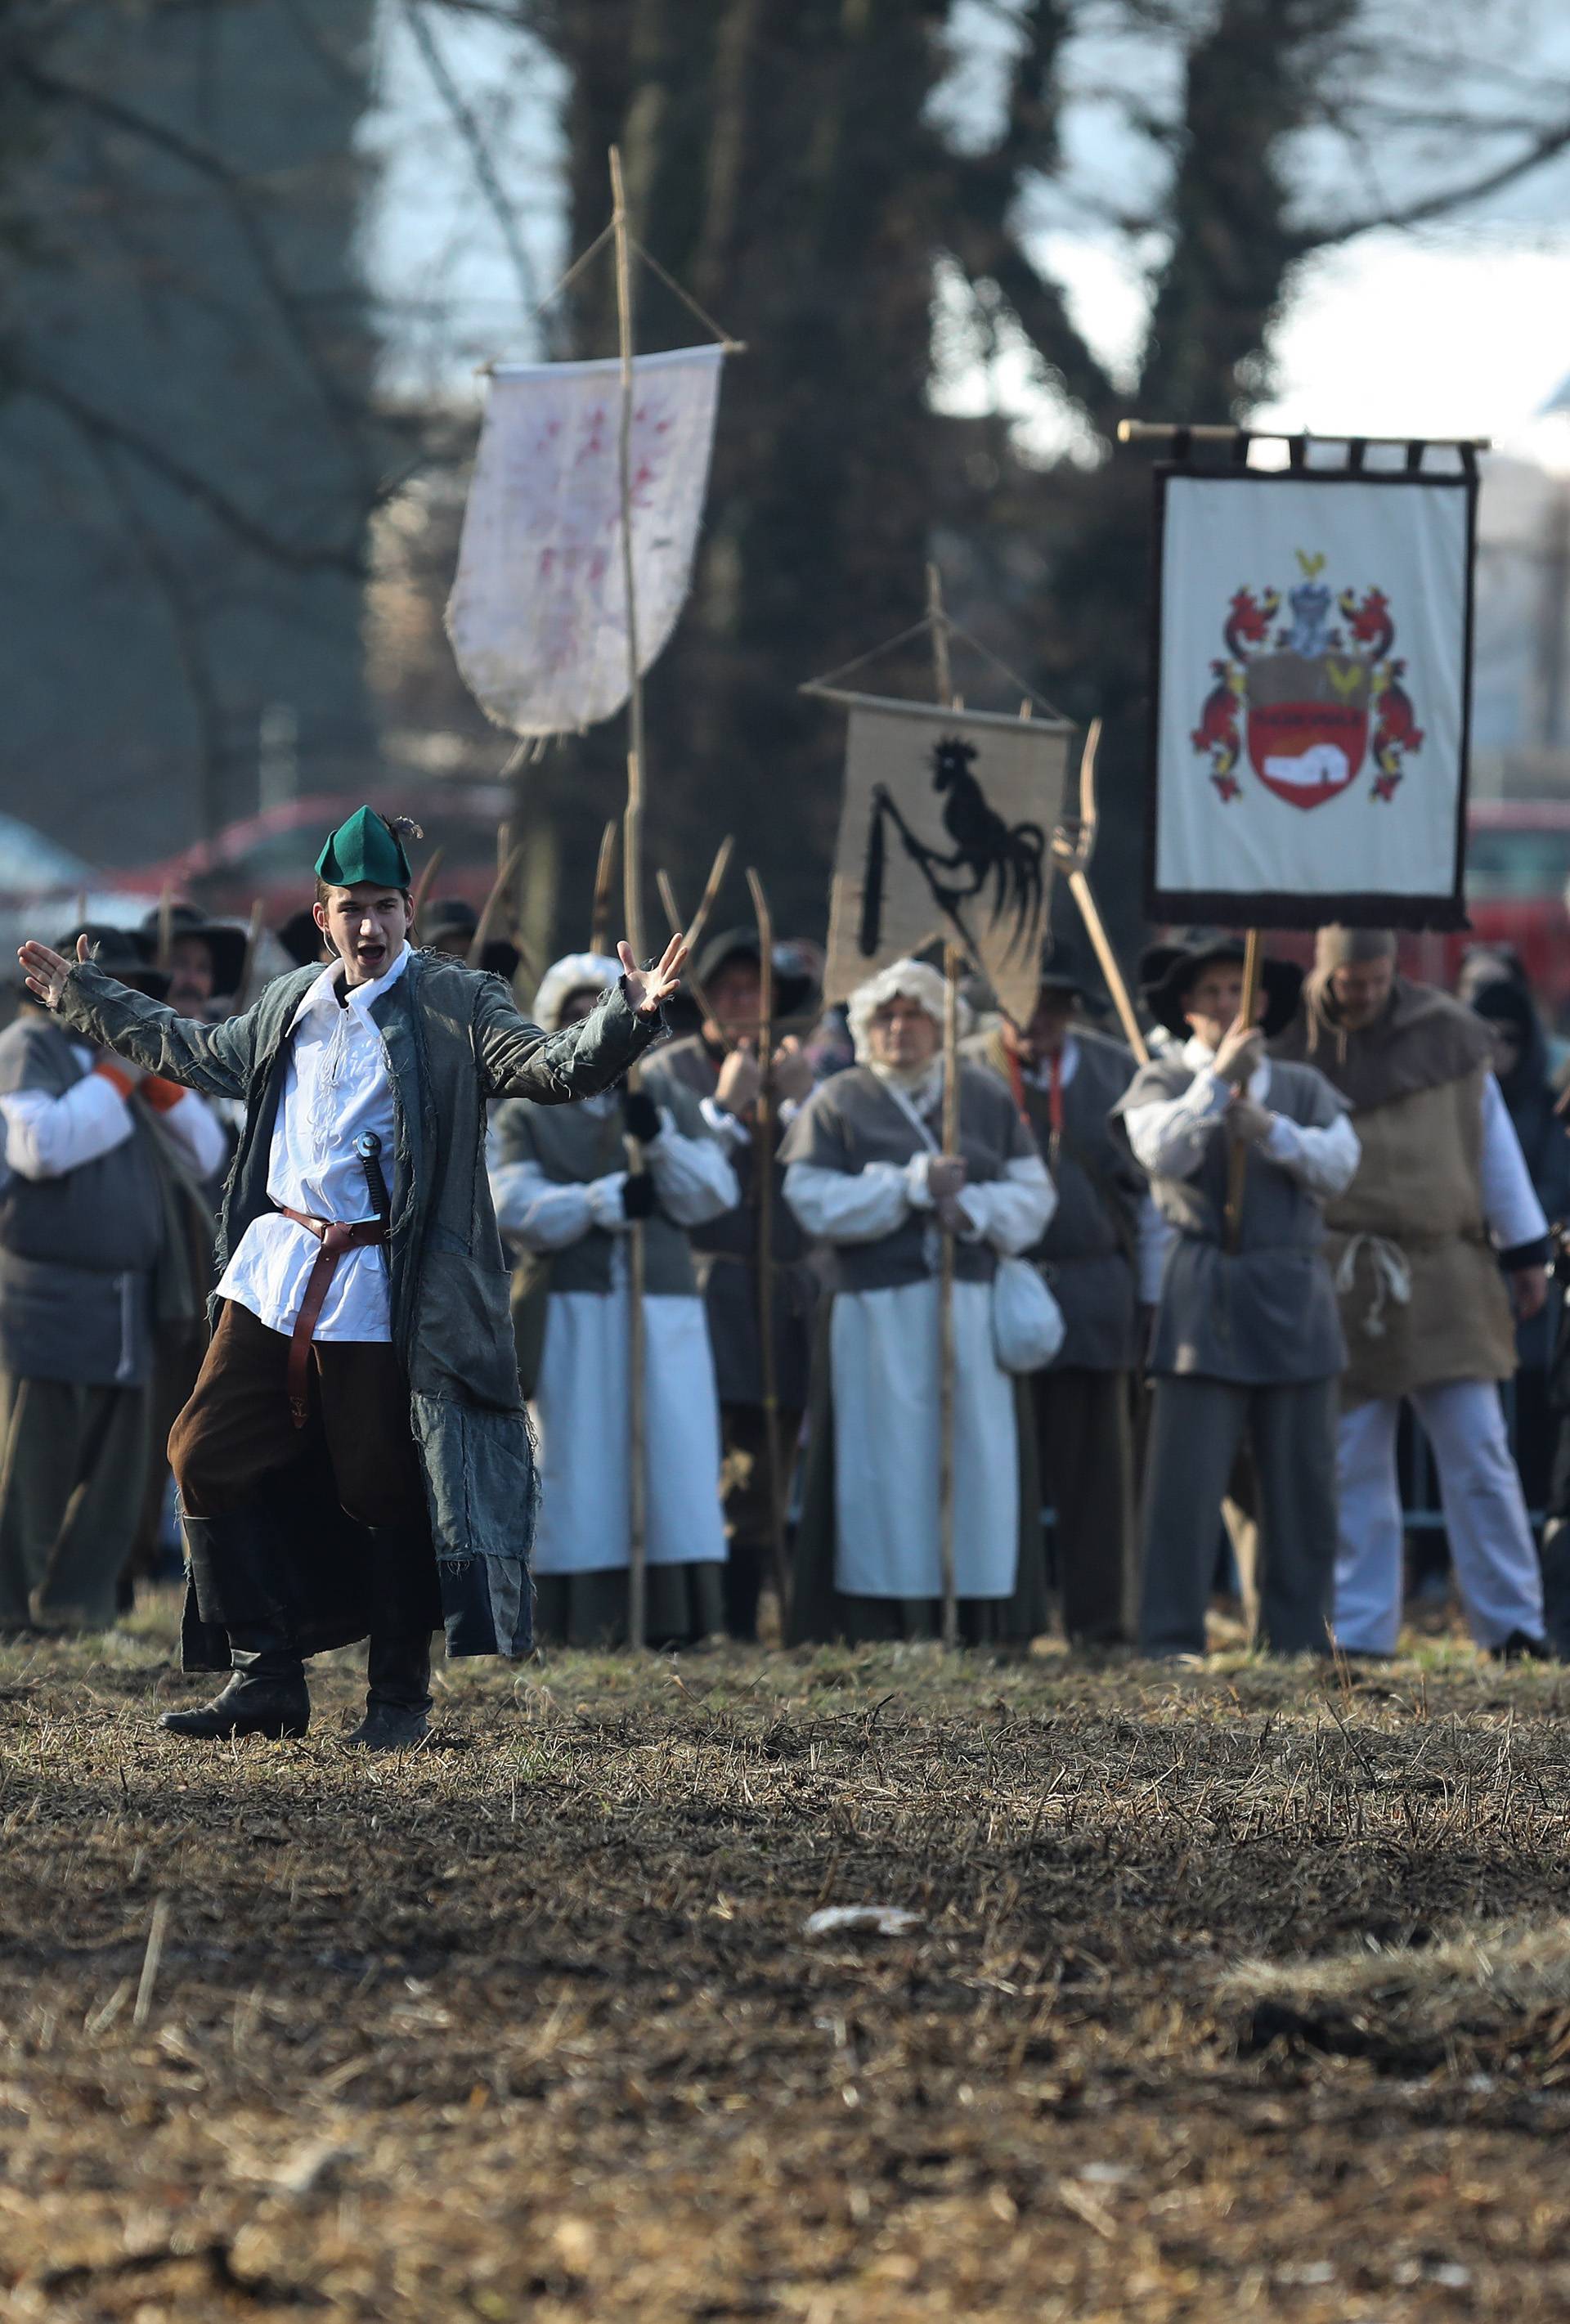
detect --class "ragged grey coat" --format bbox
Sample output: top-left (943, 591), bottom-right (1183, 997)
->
top-left (53, 947), bottom-right (661, 1657)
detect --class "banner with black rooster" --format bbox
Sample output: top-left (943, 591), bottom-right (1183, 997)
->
top-left (822, 694), bottom-right (1071, 1027)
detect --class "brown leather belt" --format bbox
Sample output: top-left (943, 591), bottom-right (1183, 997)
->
top-left (277, 1205), bottom-right (388, 1429)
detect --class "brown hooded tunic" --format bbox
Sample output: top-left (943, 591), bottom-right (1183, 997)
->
top-left (1271, 976), bottom-right (1515, 1402)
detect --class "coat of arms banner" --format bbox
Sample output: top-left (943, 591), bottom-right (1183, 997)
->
top-left (1146, 464), bottom-right (1478, 930)
top-left (822, 693), bottom-right (1070, 1028)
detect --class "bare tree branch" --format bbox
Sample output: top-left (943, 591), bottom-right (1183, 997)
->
top-left (13, 56), bottom-right (378, 482)
top-left (401, 0), bottom-right (543, 323)
top-left (85, 435), bottom-right (231, 839)
top-left (1295, 114), bottom-right (1570, 253)
top-left (9, 361), bottom-right (368, 576)
top-left (945, 0), bottom-right (1121, 428)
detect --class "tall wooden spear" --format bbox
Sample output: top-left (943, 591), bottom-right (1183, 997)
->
top-left (1223, 929), bottom-right (1264, 1251)
top-left (611, 143), bottom-right (651, 1651)
top-left (745, 865), bottom-right (793, 1623)
top-left (590, 819), bottom-right (620, 958)
top-left (1050, 719), bottom-right (1150, 1066)
top-left (926, 563), bottom-right (962, 1652)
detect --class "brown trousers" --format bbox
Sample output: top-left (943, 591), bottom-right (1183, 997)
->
top-left (1031, 1365), bottom-right (1136, 1645)
top-left (169, 1299), bottom-right (424, 1528)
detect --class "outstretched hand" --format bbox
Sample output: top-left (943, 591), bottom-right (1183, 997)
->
top-left (619, 932), bottom-right (688, 1019)
top-left (16, 936), bottom-right (87, 1011)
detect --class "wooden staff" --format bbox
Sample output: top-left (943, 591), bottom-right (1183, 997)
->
top-left (1223, 928), bottom-right (1264, 1253)
top-left (925, 561), bottom-right (962, 1652)
top-left (155, 883), bottom-right (175, 973)
top-left (656, 837), bottom-right (734, 1043)
top-left (1050, 718), bottom-right (1150, 1066)
top-left (236, 898), bottom-right (267, 1007)
top-left (590, 819), bottom-right (619, 956)
top-left (467, 841), bottom-right (527, 969)
top-left (409, 845), bottom-right (446, 933)
top-left (612, 141), bottom-right (651, 1651)
top-left (746, 864), bottom-right (793, 1624)
top-left (682, 832), bottom-right (734, 961)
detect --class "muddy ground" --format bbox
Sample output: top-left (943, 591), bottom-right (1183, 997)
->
top-left (4, 1602), bottom-right (1570, 2320)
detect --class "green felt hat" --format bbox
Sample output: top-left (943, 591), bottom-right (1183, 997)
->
top-left (315, 806), bottom-right (413, 891)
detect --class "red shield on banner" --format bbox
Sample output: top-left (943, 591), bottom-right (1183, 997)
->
top-left (1245, 699), bottom-right (1369, 810)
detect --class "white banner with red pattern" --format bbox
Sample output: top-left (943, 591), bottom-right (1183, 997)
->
top-left (1148, 465), bottom-right (1476, 929)
top-left (447, 345), bottom-right (724, 738)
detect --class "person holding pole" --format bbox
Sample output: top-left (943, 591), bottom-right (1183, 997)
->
top-left (967, 938), bottom-right (1162, 1645)
top-left (653, 927), bottom-right (819, 1640)
top-left (16, 810), bottom-right (685, 1741)
top-left (780, 958), bottom-right (1054, 1645)
top-left (1272, 927), bottom-right (1551, 1659)
top-left (489, 953), bottom-right (738, 1648)
top-left (1115, 936), bottom-right (1360, 1658)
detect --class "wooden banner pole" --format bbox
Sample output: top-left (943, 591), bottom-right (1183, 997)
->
top-left (1223, 928), bottom-right (1264, 1253)
top-left (926, 560), bottom-right (961, 1653)
top-left (611, 141), bottom-right (650, 1653)
top-left (746, 865), bottom-right (793, 1629)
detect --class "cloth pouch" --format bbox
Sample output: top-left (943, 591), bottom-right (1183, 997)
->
top-left (992, 1256), bottom-right (1064, 1374)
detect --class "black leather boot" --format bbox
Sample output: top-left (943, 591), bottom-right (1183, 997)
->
top-left (161, 1643), bottom-right (310, 1739)
top-left (345, 1523), bottom-right (440, 1750)
top-left (163, 1506), bottom-right (310, 1739)
top-left (346, 1628), bottom-right (433, 1750)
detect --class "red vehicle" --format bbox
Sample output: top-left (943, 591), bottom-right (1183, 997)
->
top-left (1266, 801), bottom-right (1570, 1022)
top-left (110, 787), bottom-right (517, 920)
top-left (1442, 801), bottom-right (1570, 1019)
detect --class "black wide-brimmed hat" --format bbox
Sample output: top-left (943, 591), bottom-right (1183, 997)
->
top-left (55, 922), bottom-right (171, 1001)
top-left (275, 906), bottom-right (330, 969)
top-left (1140, 933), bottom-right (1303, 1041)
top-left (695, 926), bottom-right (818, 1020)
top-left (419, 897), bottom-right (521, 981)
top-left (1035, 931), bottom-right (1106, 1011)
top-left (138, 903), bottom-right (248, 997)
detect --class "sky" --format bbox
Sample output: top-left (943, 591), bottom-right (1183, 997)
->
top-left (929, 226), bottom-right (1570, 472)
top-left (360, 2), bottom-right (1570, 469)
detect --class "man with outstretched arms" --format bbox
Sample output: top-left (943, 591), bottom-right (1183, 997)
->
top-left (17, 807), bottom-right (685, 1746)
top-left (1115, 936), bottom-right (1361, 1658)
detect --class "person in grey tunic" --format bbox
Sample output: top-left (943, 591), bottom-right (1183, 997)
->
top-left (490, 952), bottom-right (738, 1649)
top-left (781, 959), bottom-right (1056, 1645)
top-left (967, 940), bottom-right (1159, 1644)
top-left (653, 927), bottom-right (820, 1640)
top-left (1114, 937), bottom-right (1360, 1658)
top-left (0, 926), bottom-right (227, 1633)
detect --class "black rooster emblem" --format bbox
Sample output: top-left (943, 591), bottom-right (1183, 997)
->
top-left (858, 734), bottom-right (1047, 966)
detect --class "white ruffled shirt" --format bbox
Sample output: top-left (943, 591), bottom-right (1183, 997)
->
top-left (216, 945), bottom-right (410, 1342)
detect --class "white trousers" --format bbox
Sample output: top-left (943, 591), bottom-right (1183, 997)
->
top-left (530, 1289), bottom-right (728, 1576)
top-left (1334, 1380), bottom-right (1544, 1653)
top-left (830, 1278), bottom-right (1019, 1600)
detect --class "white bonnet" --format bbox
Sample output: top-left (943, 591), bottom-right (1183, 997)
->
top-left (532, 951), bottom-right (621, 1033)
top-left (846, 957), bottom-right (971, 1063)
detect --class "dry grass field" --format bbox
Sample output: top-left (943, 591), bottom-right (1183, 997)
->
top-left (5, 1599), bottom-right (1570, 2320)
